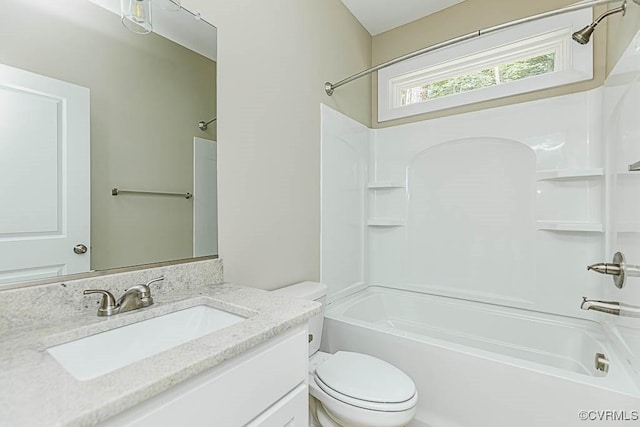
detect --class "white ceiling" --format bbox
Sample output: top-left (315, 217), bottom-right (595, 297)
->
top-left (340, 0), bottom-right (466, 36)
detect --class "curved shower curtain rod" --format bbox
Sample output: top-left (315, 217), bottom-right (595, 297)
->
top-left (324, 0), bottom-right (636, 96)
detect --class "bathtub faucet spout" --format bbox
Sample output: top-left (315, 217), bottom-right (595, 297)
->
top-left (580, 297), bottom-right (640, 317)
top-left (580, 297), bottom-right (620, 315)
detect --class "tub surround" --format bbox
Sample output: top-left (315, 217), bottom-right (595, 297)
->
top-left (321, 89), bottom-right (607, 317)
top-left (0, 259), bottom-right (321, 426)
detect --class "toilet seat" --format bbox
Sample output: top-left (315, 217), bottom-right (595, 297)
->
top-left (272, 280), bottom-right (418, 427)
top-left (313, 351), bottom-right (417, 412)
top-left (310, 378), bottom-right (417, 427)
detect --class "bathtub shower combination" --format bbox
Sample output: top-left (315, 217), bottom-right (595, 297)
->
top-left (320, 29), bottom-right (640, 427)
top-left (329, 287), bottom-right (612, 378)
top-left (322, 287), bottom-right (638, 426)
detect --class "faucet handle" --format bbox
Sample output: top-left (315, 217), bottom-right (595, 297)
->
top-left (587, 252), bottom-right (626, 289)
top-left (124, 276), bottom-right (163, 308)
top-left (125, 277), bottom-right (164, 296)
top-left (136, 276), bottom-right (164, 294)
top-left (145, 276), bottom-right (164, 288)
top-left (83, 289), bottom-right (118, 316)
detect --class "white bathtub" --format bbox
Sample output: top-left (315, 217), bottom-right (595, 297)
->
top-left (321, 286), bottom-right (640, 427)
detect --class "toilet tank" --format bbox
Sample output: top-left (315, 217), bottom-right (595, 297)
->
top-left (272, 281), bottom-right (327, 356)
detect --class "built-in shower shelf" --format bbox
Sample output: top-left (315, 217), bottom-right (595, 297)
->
top-left (368, 219), bottom-right (406, 227)
top-left (536, 221), bottom-right (603, 232)
top-left (367, 182), bottom-right (405, 189)
top-left (536, 168), bottom-right (603, 181)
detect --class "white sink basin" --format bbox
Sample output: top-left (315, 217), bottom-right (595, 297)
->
top-left (47, 305), bottom-right (245, 380)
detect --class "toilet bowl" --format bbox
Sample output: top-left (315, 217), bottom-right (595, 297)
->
top-left (309, 351), bottom-right (417, 427)
top-left (273, 282), bottom-right (418, 427)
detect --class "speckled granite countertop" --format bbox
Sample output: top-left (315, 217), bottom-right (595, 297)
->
top-left (0, 282), bottom-right (320, 426)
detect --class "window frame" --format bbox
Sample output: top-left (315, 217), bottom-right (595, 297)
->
top-left (378, 9), bottom-right (593, 122)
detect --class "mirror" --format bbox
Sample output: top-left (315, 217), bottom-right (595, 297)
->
top-left (0, 0), bottom-right (217, 288)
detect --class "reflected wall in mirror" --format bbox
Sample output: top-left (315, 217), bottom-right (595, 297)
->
top-left (0, 0), bottom-right (217, 288)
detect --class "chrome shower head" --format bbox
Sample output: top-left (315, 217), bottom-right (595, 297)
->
top-left (572, 24), bottom-right (596, 45)
top-left (572, 1), bottom-right (627, 45)
top-left (198, 117), bottom-right (216, 131)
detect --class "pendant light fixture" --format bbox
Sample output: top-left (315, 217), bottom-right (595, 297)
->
top-left (121, 0), bottom-right (153, 34)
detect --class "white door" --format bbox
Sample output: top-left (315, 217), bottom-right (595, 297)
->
top-left (193, 137), bottom-right (217, 256)
top-left (0, 64), bottom-right (90, 285)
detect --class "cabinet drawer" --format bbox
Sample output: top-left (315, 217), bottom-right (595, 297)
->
top-left (102, 325), bottom-right (308, 427)
top-left (245, 384), bottom-right (308, 427)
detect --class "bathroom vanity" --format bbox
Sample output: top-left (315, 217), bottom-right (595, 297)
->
top-left (102, 325), bottom-right (309, 427)
top-left (0, 260), bottom-right (320, 426)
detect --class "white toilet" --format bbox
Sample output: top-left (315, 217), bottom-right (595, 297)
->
top-left (273, 282), bottom-right (418, 427)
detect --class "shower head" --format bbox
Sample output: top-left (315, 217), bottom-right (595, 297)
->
top-left (572, 1), bottom-right (627, 45)
top-left (572, 24), bottom-right (596, 45)
top-left (198, 117), bottom-right (216, 131)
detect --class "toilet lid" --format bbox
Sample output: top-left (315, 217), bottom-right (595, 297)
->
top-left (314, 352), bottom-right (416, 405)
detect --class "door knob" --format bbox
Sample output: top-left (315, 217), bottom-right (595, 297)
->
top-left (73, 244), bottom-right (88, 254)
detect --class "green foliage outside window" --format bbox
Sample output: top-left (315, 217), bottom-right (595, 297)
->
top-left (400, 52), bottom-right (556, 106)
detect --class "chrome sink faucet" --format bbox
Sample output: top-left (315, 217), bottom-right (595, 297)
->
top-left (580, 297), bottom-right (640, 317)
top-left (84, 277), bottom-right (164, 317)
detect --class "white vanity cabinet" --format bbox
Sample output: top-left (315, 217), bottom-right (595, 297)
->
top-left (101, 325), bottom-right (309, 427)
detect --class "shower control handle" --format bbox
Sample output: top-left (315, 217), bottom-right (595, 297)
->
top-left (588, 252), bottom-right (626, 288)
top-left (587, 252), bottom-right (640, 289)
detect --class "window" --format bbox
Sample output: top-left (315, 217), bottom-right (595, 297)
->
top-left (378, 9), bottom-right (594, 122)
top-left (399, 51), bottom-right (556, 106)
